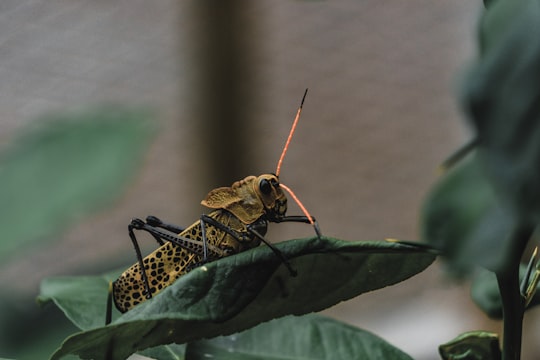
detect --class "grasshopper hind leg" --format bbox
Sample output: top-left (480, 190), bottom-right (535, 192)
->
top-left (184, 214), bottom-right (239, 271)
top-left (128, 220), bottom-right (155, 301)
top-left (146, 215), bottom-right (186, 234)
top-left (142, 215), bottom-right (186, 247)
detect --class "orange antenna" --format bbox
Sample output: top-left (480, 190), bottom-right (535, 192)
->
top-left (276, 88), bottom-right (308, 177)
top-left (280, 183), bottom-right (315, 226)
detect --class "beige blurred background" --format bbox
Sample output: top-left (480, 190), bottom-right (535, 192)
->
top-left (3, 1), bottom-right (536, 359)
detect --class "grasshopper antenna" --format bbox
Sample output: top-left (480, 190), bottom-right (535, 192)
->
top-left (280, 183), bottom-right (321, 238)
top-left (276, 88), bottom-right (308, 177)
top-left (274, 89), bottom-right (319, 238)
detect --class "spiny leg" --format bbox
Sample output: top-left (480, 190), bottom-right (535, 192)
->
top-left (145, 216), bottom-right (186, 246)
top-left (185, 214), bottom-right (244, 271)
top-left (248, 226), bottom-right (297, 277)
top-left (128, 218), bottom-right (227, 300)
top-left (130, 218), bottom-right (225, 258)
top-left (146, 215), bottom-right (186, 234)
top-left (200, 215), bottom-right (209, 260)
top-left (141, 215), bottom-right (185, 246)
top-left (202, 215), bottom-right (300, 276)
top-left (201, 214), bottom-right (244, 243)
top-left (176, 214), bottom-right (241, 269)
top-left (255, 214), bottom-right (323, 276)
top-left (128, 221), bottom-right (154, 300)
top-left (275, 215), bottom-right (322, 239)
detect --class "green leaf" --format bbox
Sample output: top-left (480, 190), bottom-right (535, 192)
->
top-left (478, 0), bottom-right (526, 54)
top-left (186, 314), bottom-right (413, 360)
top-left (483, 0), bottom-right (495, 9)
top-left (471, 266), bottom-right (540, 319)
top-left (0, 106), bottom-right (155, 260)
top-left (470, 269), bottom-right (504, 319)
top-left (462, 0), bottom-right (540, 225)
top-left (139, 344), bottom-right (185, 360)
top-left (421, 156), bottom-right (518, 273)
top-left (44, 236), bottom-right (435, 360)
top-left (38, 271), bottom-right (122, 331)
top-left (438, 331), bottom-right (501, 360)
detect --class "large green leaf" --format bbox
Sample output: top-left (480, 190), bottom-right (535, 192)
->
top-left (41, 236), bottom-right (435, 360)
top-left (462, 0), bottom-right (540, 225)
top-left (421, 156), bottom-right (518, 273)
top-left (186, 314), bottom-right (413, 360)
top-left (0, 106), bottom-right (155, 259)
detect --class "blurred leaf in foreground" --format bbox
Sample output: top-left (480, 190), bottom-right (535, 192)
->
top-left (463, 0), bottom-right (540, 225)
top-left (421, 156), bottom-right (518, 274)
top-left (0, 106), bottom-right (156, 260)
top-left (40, 236), bottom-right (435, 360)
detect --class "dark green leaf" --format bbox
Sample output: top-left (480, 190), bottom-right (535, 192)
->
top-left (0, 106), bottom-right (155, 260)
top-left (186, 314), bottom-right (413, 360)
top-left (44, 237), bottom-right (435, 360)
top-left (139, 344), bottom-right (185, 360)
top-left (479, 0), bottom-right (525, 53)
top-left (439, 331), bottom-right (501, 360)
top-left (38, 271), bottom-right (121, 331)
top-left (462, 0), bottom-right (540, 225)
top-left (470, 269), bottom-right (504, 319)
top-left (483, 0), bottom-right (495, 9)
top-left (421, 156), bottom-right (518, 273)
top-left (471, 265), bottom-right (540, 319)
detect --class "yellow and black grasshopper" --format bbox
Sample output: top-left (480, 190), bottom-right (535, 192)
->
top-left (108, 89), bottom-right (321, 322)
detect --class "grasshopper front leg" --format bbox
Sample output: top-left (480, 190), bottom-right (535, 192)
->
top-left (274, 215), bottom-right (322, 239)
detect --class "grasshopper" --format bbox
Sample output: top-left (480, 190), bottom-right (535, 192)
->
top-left (108, 89), bottom-right (320, 322)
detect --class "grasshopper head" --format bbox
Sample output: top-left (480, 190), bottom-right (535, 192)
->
top-left (254, 174), bottom-right (287, 218)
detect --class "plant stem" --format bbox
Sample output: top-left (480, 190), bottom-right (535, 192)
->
top-left (497, 265), bottom-right (524, 360)
top-left (496, 225), bottom-right (534, 360)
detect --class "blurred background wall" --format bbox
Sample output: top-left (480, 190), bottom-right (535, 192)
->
top-left (1, 1), bottom-right (526, 359)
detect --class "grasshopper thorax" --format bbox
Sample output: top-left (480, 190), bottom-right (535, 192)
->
top-left (201, 174), bottom-right (287, 225)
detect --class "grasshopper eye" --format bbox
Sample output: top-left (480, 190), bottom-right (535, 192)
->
top-left (259, 178), bottom-right (272, 195)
